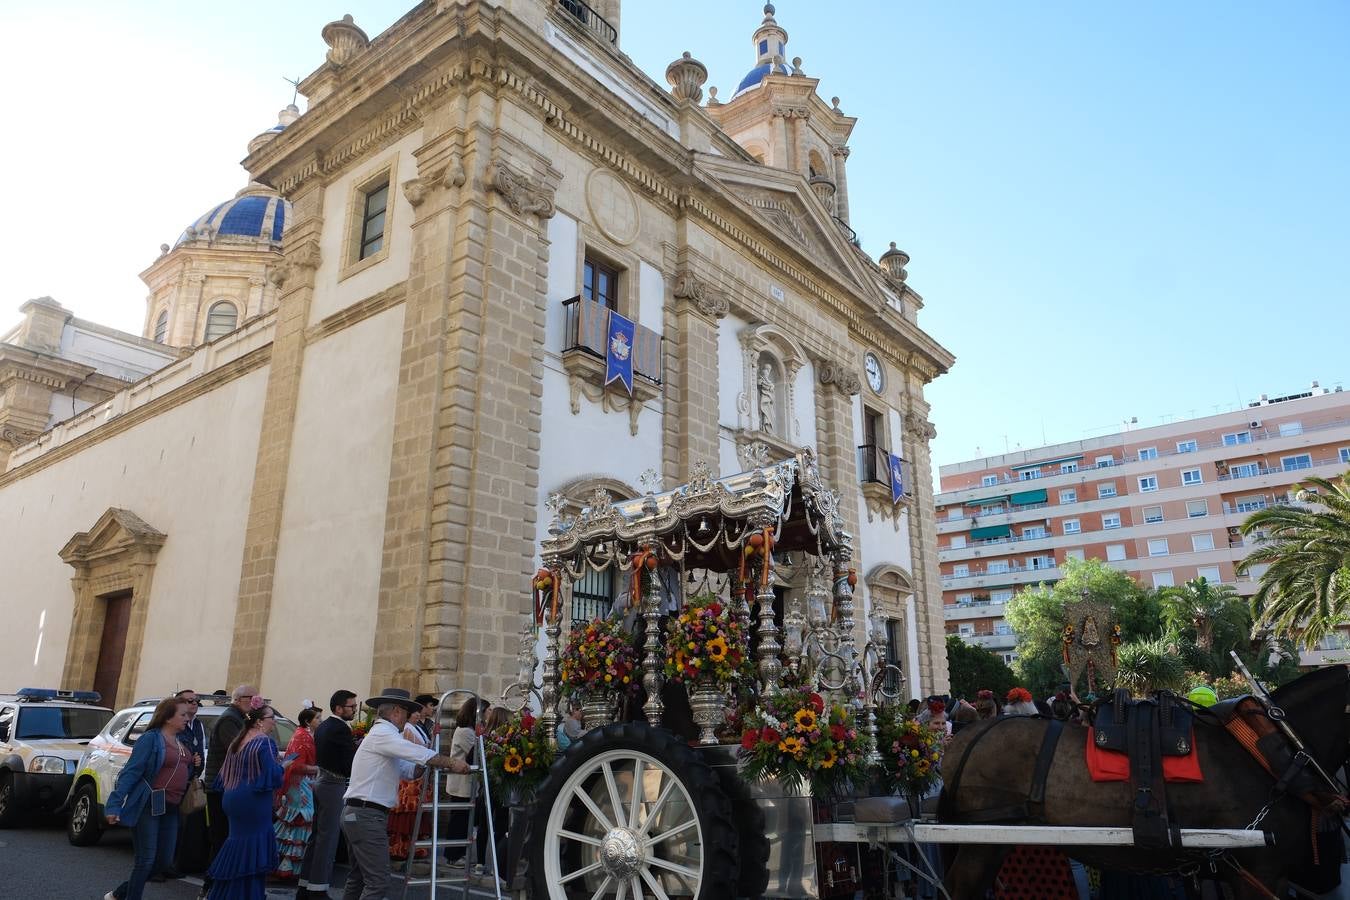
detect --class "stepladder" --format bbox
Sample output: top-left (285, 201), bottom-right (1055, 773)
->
top-left (398, 689), bottom-right (504, 900)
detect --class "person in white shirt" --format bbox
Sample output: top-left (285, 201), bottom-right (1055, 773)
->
top-left (340, 688), bottom-right (466, 900)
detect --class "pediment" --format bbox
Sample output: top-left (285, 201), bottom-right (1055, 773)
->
top-left (60, 507), bottom-right (166, 564)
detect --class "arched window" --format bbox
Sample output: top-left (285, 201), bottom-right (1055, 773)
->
top-left (555, 477), bottom-right (639, 625)
top-left (204, 301), bottom-right (238, 342)
top-left (152, 310), bottom-right (168, 344)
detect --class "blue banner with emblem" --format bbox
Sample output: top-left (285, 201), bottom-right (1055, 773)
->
top-left (889, 452), bottom-right (905, 505)
top-left (604, 309), bottom-right (636, 395)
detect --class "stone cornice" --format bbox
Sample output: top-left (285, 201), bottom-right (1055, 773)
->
top-left (0, 344), bottom-right (99, 389)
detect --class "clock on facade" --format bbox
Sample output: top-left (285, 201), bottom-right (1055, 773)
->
top-left (864, 352), bottom-right (884, 393)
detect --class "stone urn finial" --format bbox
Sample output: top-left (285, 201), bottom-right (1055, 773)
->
top-left (322, 14), bottom-right (370, 68)
top-left (879, 242), bottom-right (910, 282)
top-left (809, 176), bottom-right (837, 213)
top-left (666, 51), bottom-right (709, 104)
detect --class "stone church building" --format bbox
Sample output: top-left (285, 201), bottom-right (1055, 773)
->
top-left (0, 0), bottom-right (954, 714)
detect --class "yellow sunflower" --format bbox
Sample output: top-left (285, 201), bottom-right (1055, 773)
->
top-left (778, 736), bottom-right (805, 755)
top-left (707, 635), bottom-right (729, 662)
top-left (794, 709), bottom-right (818, 732)
top-left (503, 752), bottom-right (524, 774)
top-left (819, 750), bottom-right (837, 769)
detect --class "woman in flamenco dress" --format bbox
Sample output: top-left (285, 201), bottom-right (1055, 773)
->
top-left (208, 698), bottom-right (284, 900)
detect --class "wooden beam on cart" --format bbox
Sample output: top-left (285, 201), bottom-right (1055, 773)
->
top-left (813, 823), bottom-right (1275, 849)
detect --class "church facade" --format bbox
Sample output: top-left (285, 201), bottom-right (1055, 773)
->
top-left (0, 0), bottom-right (954, 714)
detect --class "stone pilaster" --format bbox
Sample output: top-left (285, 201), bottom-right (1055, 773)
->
top-left (902, 404), bottom-right (947, 694)
top-left (813, 356), bottom-right (865, 647)
top-left (225, 189), bottom-right (324, 688)
top-left (662, 265), bottom-right (726, 482)
top-left (832, 145), bottom-right (851, 223)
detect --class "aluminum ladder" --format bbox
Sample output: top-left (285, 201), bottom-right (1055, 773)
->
top-left (398, 688), bottom-right (503, 900)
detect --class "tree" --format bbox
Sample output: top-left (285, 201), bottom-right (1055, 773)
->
top-left (945, 634), bottom-right (1017, 700)
top-left (1159, 577), bottom-right (1253, 677)
top-left (1005, 557), bottom-right (1159, 694)
top-left (1239, 470), bottom-right (1350, 649)
top-left (1116, 637), bottom-right (1188, 696)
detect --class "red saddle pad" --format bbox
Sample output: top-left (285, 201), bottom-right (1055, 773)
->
top-left (1085, 726), bottom-right (1203, 783)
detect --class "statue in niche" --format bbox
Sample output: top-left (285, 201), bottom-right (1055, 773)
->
top-left (758, 363), bottom-right (777, 434)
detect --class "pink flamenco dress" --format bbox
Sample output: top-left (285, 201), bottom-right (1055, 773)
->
top-left (272, 727), bottom-right (316, 880)
top-left (207, 734), bottom-right (284, 900)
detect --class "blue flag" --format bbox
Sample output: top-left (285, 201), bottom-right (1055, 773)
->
top-left (604, 309), bottom-right (636, 395)
top-left (889, 452), bottom-right (905, 504)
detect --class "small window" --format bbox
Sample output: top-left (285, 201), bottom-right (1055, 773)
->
top-left (991, 589), bottom-right (1014, 603)
top-left (1176, 439), bottom-right (1198, 454)
top-left (952, 564), bottom-right (969, 578)
top-left (1281, 453), bottom-right (1312, 472)
top-left (986, 561), bottom-right (1010, 575)
top-left (1019, 469), bottom-right (1042, 481)
top-left (1142, 505), bottom-right (1163, 524)
top-left (758, 39), bottom-right (768, 55)
top-left (1106, 544), bottom-right (1127, 562)
top-left (204, 301), bottom-right (238, 341)
top-left (1029, 555), bottom-right (1055, 570)
top-left (357, 178), bottom-right (390, 261)
top-left (1138, 475), bottom-right (1158, 493)
top-left (1138, 447), bottom-right (1158, 461)
top-left (1095, 455), bottom-right (1114, 468)
top-left (583, 256), bottom-right (620, 310)
top-left (1181, 468), bottom-right (1203, 486)
top-left (1340, 447), bottom-right (1350, 464)
top-left (153, 310), bottom-right (168, 344)
top-left (949, 536), bottom-right (966, 549)
top-left (1098, 482), bottom-right (1117, 499)
top-left (979, 503), bottom-right (1005, 516)
top-left (1064, 548), bottom-right (1085, 562)
top-left (1060, 462), bottom-right (1078, 474)
top-left (958, 623), bottom-right (975, 637)
top-left (981, 474), bottom-right (999, 487)
top-left (1278, 421), bottom-right (1303, 437)
top-left (1152, 571), bottom-right (1175, 588)
top-left (1062, 518), bottom-right (1081, 534)
top-left (955, 594), bottom-right (973, 605)
top-left (1229, 462), bottom-right (1260, 479)
top-left (1186, 499), bottom-right (1208, 518)
top-left (1059, 488), bottom-right (1077, 504)
top-left (1148, 538), bottom-right (1170, 557)
top-left (1196, 565), bottom-right (1222, 583)
top-left (1223, 431), bottom-right (1252, 446)
top-left (1102, 513), bottom-right (1121, 529)
top-left (1021, 526), bottom-right (1048, 540)
top-left (946, 508), bottom-right (964, 521)
top-left (1192, 533), bottom-right (1215, 552)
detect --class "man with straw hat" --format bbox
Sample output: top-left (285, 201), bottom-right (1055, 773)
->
top-left (340, 687), bottom-right (467, 900)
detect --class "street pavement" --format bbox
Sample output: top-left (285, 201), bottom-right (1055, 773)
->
top-left (0, 814), bottom-right (510, 900)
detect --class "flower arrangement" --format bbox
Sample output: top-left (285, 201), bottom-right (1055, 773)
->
top-left (559, 618), bottom-right (639, 698)
top-left (483, 710), bottom-right (556, 798)
top-left (349, 709), bottom-right (375, 742)
top-left (875, 707), bottom-right (945, 797)
top-left (738, 687), bottom-right (869, 792)
top-left (664, 593), bottom-right (754, 686)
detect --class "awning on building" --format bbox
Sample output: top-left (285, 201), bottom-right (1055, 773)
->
top-left (970, 524), bottom-right (1011, 541)
top-left (1009, 488), bottom-right (1048, 505)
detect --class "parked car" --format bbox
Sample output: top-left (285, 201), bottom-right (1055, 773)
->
top-left (66, 694), bottom-right (296, 847)
top-left (0, 688), bottom-right (113, 827)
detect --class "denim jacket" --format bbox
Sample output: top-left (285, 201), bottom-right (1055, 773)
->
top-left (105, 731), bottom-right (170, 827)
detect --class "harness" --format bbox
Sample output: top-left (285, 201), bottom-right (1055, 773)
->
top-left (939, 715), bottom-right (1064, 825)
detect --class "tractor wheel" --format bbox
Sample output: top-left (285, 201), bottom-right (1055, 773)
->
top-left (526, 722), bottom-right (739, 899)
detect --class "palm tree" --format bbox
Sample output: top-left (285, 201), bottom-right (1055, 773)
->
top-left (1238, 470), bottom-right (1350, 649)
top-left (1159, 577), bottom-right (1246, 653)
top-left (1115, 637), bottom-right (1188, 697)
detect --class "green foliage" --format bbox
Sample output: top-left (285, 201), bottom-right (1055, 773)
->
top-left (945, 635), bottom-right (1017, 700)
top-left (1006, 557), bottom-right (1159, 693)
top-left (1115, 637), bottom-right (1188, 696)
top-left (1158, 577), bottom-right (1254, 678)
top-left (1239, 469), bottom-right (1350, 649)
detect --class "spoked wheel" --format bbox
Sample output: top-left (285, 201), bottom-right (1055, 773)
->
top-left (527, 723), bottom-right (738, 899)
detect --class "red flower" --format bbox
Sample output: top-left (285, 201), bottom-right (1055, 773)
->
top-left (709, 602), bottom-right (723, 616)
top-left (741, 729), bottom-right (759, 750)
top-left (761, 726), bottom-right (781, 744)
top-left (830, 724), bottom-right (847, 742)
top-left (520, 713), bottom-right (536, 730)
top-left (808, 693), bottom-right (825, 714)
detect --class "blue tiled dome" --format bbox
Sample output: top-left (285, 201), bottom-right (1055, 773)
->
top-left (177, 186), bottom-right (290, 247)
top-left (734, 60), bottom-right (791, 97)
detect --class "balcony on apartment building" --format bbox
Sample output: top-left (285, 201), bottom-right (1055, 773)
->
top-left (958, 629), bottom-right (1018, 651)
top-left (942, 559), bottom-right (1060, 589)
top-left (1217, 452), bottom-right (1347, 484)
top-left (943, 598), bottom-right (1008, 621)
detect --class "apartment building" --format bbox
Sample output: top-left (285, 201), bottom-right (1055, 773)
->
top-left (935, 384), bottom-right (1350, 667)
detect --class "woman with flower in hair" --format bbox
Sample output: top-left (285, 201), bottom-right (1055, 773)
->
top-left (207, 697), bottom-right (284, 900)
top-left (1003, 687), bottom-right (1038, 717)
top-left (272, 706), bottom-right (320, 882)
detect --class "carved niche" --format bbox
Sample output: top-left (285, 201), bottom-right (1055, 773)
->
top-left (732, 324), bottom-right (809, 470)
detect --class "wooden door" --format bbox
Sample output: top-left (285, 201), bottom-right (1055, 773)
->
top-left (92, 591), bottom-right (132, 705)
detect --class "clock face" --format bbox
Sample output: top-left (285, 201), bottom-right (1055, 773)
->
top-left (865, 353), bottom-right (884, 393)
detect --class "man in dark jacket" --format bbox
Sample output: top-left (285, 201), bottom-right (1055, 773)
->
top-left (297, 690), bottom-right (359, 900)
top-left (196, 684), bottom-right (255, 900)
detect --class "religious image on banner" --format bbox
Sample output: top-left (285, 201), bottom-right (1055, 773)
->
top-left (604, 309), bottom-right (636, 395)
top-left (889, 452), bottom-right (905, 505)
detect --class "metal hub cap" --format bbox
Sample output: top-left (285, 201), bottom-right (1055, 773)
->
top-left (599, 827), bottom-right (645, 879)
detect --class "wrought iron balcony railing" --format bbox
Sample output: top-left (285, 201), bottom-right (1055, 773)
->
top-left (561, 295), bottom-right (663, 385)
top-left (557, 0), bottom-right (618, 45)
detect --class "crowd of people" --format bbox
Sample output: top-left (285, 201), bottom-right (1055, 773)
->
top-left (100, 684), bottom-right (487, 900)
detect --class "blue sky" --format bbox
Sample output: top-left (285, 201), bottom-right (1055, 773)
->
top-left (1, 2), bottom-right (1345, 479)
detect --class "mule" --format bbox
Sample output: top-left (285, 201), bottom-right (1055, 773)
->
top-left (938, 665), bottom-right (1348, 898)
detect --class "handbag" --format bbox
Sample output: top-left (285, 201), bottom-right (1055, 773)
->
top-left (180, 778), bottom-right (207, 816)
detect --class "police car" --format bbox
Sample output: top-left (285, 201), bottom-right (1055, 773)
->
top-left (0, 688), bottom-right (113, 827)
top-left (66, 694), bottom-right (296, 846)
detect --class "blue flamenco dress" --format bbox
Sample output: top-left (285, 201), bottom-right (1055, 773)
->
top-left (208, 734), bottom-right (284, 900)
